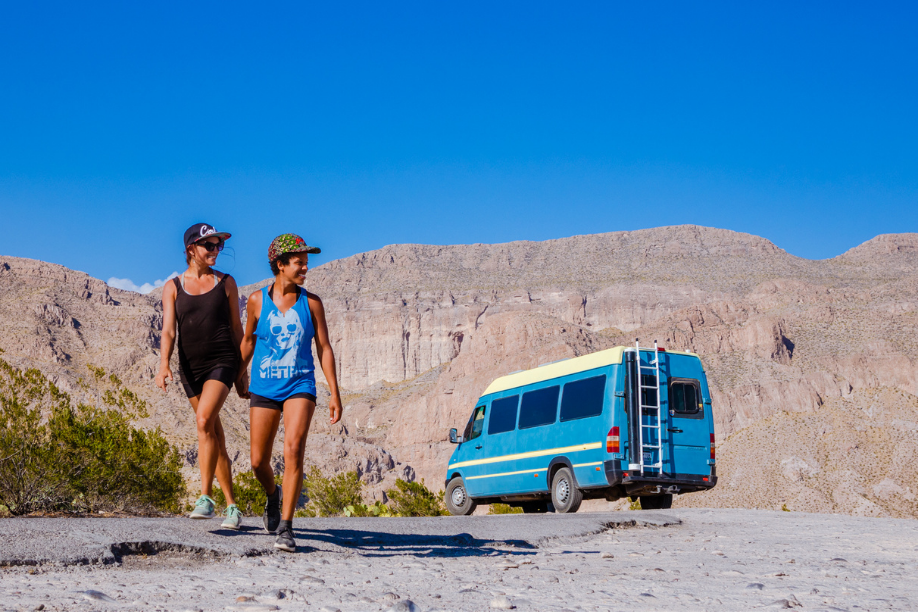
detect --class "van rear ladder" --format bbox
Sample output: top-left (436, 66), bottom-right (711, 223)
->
top-left (628, 339), bottom-right (663, 474)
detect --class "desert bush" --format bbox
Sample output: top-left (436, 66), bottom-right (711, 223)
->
top-left (386, 479), bottom-right (447, 517)
top-left (300, 467), bottom-right (363, 516)
top-left (628, 497), bottom-right (642, 511)
top-left (212, 471), bottom-right (283, 515)
top-left (488, 503), bottom-right (523, 515)
top-left (344, 500), bottom-right (393, 517)
top-left (0, 359), bottom-right (185, 515)
top-left (293, 469), bottom-right (447, 518)
top-left (0, 362), bottom-right (63, 514)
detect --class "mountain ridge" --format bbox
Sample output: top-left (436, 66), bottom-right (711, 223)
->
top-left (2, 224), bottom-right (917, 516)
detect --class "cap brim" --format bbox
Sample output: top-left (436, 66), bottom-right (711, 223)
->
top-left (194, 232), bottom-right (231, 243)
top-left (289, 245), bottom-right (320, 254)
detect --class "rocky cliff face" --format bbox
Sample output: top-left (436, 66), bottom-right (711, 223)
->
top-left (3, 225), bottom-right (917, 516)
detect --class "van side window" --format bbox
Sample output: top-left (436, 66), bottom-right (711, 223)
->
top-left (464, 406), bottom-right (486, 441)
top-left (519, 386), bottom-right (560, 429)
top-left (489, 396), bottom-right (519, 435)
top-left (560, 375), bottom-right (606, 422)
top-left (669, 379), bottom-right (702, 419)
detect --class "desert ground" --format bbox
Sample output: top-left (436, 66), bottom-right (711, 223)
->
top-left (2, 509), bottom-right (916, 611)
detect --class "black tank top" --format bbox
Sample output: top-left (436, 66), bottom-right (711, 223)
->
top-left (173, 274), bottom-right (237, 379)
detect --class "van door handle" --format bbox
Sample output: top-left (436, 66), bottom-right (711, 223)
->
top-left (667, 428), bottom-right (683, 433)
top-left (475, 445), bottom-right (483, 450)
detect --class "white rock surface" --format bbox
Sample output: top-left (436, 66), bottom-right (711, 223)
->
top-left (1, 509), bottom-right (916, 611)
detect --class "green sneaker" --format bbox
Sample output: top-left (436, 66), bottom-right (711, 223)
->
top-left (189, 495), bottom-right (216, 519)
top-left (221, 504), bottom-right (242, 530)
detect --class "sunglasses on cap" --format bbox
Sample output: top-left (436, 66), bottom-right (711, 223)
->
top-left (196, 239), bottom-right (225, 252)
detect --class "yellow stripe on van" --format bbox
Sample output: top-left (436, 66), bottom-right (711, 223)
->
top-left (448, 442), bottom-right (603, 470)
top-left (482, 345), bottom-right (698, 395)
top-left (466, 467), bottom-right (549, 481)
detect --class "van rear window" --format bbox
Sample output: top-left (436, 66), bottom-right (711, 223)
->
top-left (560, 375), bottom-right (606, 422)
top-left (489, 396), bottom-right (519, 435)
top-left (669, 379), bottom-right (702, 418)
top-left (519, 386), bottom-right (560, 430)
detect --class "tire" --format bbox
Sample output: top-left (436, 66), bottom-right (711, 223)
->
top-left (550, 467), bottom-right (583, 513)
top-left (445, 477), bottom-right (477, 516)
top-left (639, 494), bottom-right (673, 510)
top-left (520, 501), bottom-right (550, 514)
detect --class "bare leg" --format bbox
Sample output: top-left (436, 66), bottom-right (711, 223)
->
top-left (212, 415), bottom-right (236, 505)
top-left (250, 406), bottom-right (281, 495)
top-left (189, 380), bottom-right (235, 505)
top-left (280, 398), bottom-right (316, 520)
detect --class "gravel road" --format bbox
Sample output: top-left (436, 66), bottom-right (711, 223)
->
top-left (1, 509), bottom-right (915, 611)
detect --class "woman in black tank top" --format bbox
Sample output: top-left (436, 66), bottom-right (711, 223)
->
top-left (155, 223), bottom-right (247, 529)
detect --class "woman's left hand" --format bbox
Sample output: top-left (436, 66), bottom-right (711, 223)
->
top-left (235, 371), bottom-right (250, 399)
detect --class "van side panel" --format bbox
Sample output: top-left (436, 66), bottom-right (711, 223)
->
top-left (555, 367), bottom-right (618, 490)
top-left (455, 366), bottom-right (618, 498)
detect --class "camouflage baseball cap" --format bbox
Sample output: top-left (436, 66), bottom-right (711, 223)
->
top-left (268, 233), bottom-right (321, 263)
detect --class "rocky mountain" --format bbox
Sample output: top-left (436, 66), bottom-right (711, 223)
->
top-left (2, 225), bottom-right (917, 516)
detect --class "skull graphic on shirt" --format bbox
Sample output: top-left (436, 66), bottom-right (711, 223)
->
top-left (259, 308), bottom-right (307, 378)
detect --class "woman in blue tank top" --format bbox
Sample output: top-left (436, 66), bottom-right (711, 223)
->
top-left (238, 233), bottom-right (343, 552)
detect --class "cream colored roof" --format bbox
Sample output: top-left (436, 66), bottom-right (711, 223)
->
top-left (482, 346), bottom-right (699, 396)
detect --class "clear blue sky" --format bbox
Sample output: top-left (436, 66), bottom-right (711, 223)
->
top-left (1, 2), bottom-right (916, 289)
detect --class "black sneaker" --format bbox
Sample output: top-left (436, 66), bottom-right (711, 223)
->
top-left (263, 484), bottom-right (282, 533)
top-left (274, 524), bottom-right (296, 552)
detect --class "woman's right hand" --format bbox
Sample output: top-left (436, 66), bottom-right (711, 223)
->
top-left (155, 367), bottom-right (173, 392)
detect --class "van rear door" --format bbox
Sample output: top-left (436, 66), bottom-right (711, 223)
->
top-left (662, 355), bottom-right (711, 478)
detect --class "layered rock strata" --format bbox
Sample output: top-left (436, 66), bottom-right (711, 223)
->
top-left (2, 225), bottom-right (916, 516)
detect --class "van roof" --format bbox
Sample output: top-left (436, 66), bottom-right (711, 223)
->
top-left (482, 346), bottom-right (699, 395)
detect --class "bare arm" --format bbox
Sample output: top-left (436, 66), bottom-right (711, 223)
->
top-left (308, 292), bottom-right (342, 425)
top-left (239, 290), bottom-right (262, 375)
top-left (224, 275), bottom-right (249, 397)
top-left (155, 282), bottom-right (178, 392)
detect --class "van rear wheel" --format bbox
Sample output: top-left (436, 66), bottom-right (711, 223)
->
top-left (639, 494), bottom-right (673, 510)
top-left (445, 477), bottom-right (477, 516)
top-left (551, 467), bottom-right (583, 513)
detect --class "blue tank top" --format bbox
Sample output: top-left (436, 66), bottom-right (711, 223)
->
top-left (249, 285), bottom-right (317, 400)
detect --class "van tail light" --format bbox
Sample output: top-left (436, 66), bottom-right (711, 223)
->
top-left (710, 433), bottom-right (716, 460)
top-left (607, 427), bottom-right (620, 453)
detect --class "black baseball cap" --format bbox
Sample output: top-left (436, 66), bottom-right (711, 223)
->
top-left (184, 223), bottom-right (232, 248)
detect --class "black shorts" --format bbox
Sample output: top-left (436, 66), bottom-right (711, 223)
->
top-left (179, 366), bottom-right (237, 398)
top-left (250, 392), bottom-right (317, 412)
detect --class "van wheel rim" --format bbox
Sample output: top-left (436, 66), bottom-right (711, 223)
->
top-left (556, 478), bottom-right (570, 503)
top-left (451, 486), bottom-right (467, 507)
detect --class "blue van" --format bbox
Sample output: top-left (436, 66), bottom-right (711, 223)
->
top-left (444, 342), bottom-right (717, 514)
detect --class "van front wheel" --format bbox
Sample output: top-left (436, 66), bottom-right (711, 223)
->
top-left (445, 477), bottom-right (477, 516)
top-left (551, 467), bottom-right (583, 513)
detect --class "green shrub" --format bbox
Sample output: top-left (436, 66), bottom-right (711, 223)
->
top-left (0, 363), bottom-right (63, 515)
top-left (212, 471), bottom-right (283, 515)
top-left (0, 359), bottom-right (185, 515)
top-left (344, 500), bottom-right (393, 517)
top-left (488, 503), bottom-right (523, 515)
top-left (301, 467), bottom-right (363, 516)
top-left (628, 497), bottom-right (642, 511)
top-left (386, 479), bottom-right (447, 517)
